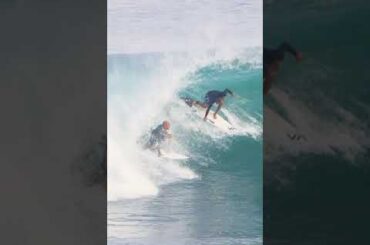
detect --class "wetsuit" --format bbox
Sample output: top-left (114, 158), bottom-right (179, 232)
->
top-left (181, 89), bottom-right (232, 119)
top-left (203, 89), bottom-right (232, 119)
top-left (147, 124), bottom-right (170, 149)
top-left (204, 90), bottom-right (227, 106)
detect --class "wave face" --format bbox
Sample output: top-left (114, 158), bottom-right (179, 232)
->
top-left (108, 50), bottom-right (262, 200)
top-left (108, 49), bottom-right (262, 244)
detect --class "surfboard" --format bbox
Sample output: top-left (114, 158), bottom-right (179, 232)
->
top-left (182, 97), bottom-right (235, 131)
top-left (160, 150), bottom-right (189, 160)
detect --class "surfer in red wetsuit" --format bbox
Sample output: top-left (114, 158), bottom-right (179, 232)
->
top-left (264, 42), bottom-right (303, 94)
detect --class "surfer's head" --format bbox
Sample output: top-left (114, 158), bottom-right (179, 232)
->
top-left (162, 120), bottom-right (171, 130)
top-left (223, 89), bottom-right (233, 96)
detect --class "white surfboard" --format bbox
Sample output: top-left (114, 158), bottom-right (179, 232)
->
top-left (184, 101), bottom-right (235, 132)
top-left (160, 150), bottom-right (189, 160)
top-left (182, 97), bottom-right (235, 131)
top-left (196, 108), bottom-right (235, 131)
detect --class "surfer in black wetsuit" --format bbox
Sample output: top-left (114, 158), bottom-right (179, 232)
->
top-left (145, 120), bottom-right (172, 156)
top-left (264, 42), bottom-right (303, 94)
top-left (184, 89), bottom-right (233, 121)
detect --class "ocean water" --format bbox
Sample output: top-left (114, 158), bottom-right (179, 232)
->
top-left (108, 50), bottom-right (262, 245)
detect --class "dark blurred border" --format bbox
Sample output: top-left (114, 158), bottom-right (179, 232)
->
top-left (0, 1), bottom-right (106, 244)
top-left (264, 0), bottom-right (370, 244)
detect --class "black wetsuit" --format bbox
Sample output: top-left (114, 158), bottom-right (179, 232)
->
top-left (204, 90), bottom-right (227, 106)
top-left (147, 124), bottom-right (169, 149)
top-left (263, 42), bottom-right (298, 77)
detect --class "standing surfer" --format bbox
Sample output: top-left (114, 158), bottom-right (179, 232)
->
top-left (264, 42), bottom-right (303, 94)
top-left (145, 120), bottom-right (172, 156)
top-left (183, 89), bottom-right (233, 121)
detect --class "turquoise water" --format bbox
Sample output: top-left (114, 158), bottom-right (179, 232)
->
top-left (108, 51), bottom-right (262, 244)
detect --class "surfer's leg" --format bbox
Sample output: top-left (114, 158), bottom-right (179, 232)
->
top-left (195, 96), bottom-right (210, 108)
top-left (156, 145), bottom-right (163, 157)
top-left (181, 97), bottom-right (194, 107)
top-left (157, 149), bottom-right (162, 157)
top-left (195, 100), bottom-right (207, 108)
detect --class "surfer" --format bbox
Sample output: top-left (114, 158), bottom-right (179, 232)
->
top-left (264, 42), bottom-right (303, 94)
top-left (184, 89), bottom-right (233, 121)
top-left (145, 120), bottom-right (172, 156)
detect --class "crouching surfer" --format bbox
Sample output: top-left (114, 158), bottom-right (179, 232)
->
top-left (183, 89), bottom-right (233, 121)
top-left (145, 120), bottom-right (172, 156)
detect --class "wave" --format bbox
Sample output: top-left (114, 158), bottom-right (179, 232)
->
top-left (108, 48), bottom-right (262, 201)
